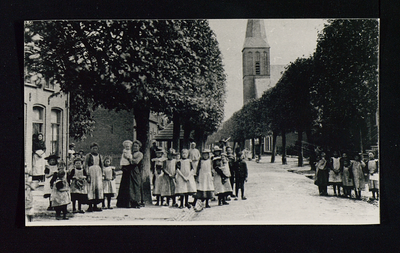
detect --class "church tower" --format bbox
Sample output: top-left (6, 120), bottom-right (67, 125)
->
top-left (242, 19), bottom-right (271, 105)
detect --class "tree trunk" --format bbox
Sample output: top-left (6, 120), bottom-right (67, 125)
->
top-left (306, 129), bottom-right (316, 171)
top-left (282, 130), bottom-right (287, 165)
top-left (182, 120), bottom-right (191, 150)
top-left (194, 129), bottom-right (204, 152)
top-left (271, 132), bottom-right (278, 163)
top-left (297, 130), bottom-right (303, 167)
top-left (134, 107), bottom-right (152, 205)
top-left (172, 111), bottom-right (180, 151)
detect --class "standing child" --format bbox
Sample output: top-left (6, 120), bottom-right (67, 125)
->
top-left (50, 161), bottom-right (71, 220)
top-left (328, 151), bottom-right (342, 196)
top-left (366, 152), bottom-right (379, 200)
top-left (212, 154), bottom-right (232, 206)
top-left (350, 153), bottom-right (366, 200)
top-left (175, 149), bottom-right (197, 208)
top-left (102, 156), bottom-right (117, 209)
top-left (161, 149), bottom-right (177, 207)
top-left (152, 147), bottom-right (166, 206)
top-left (43, 154), bottom-right (59, 210)
top-left (341, 153), bottom-right (353, 198)
top-left (193, 149), bottom-right (214, 209)
top-left (226, 146), bottom-right (236, 199)
top-left (85, 142), bottom-right (104, 212)
top-left (25, 163), bottom-right (38, 222)
top-left (68, 157), bottom-right (88, 213)
top-left (233, 152), bottom-right (248, 200)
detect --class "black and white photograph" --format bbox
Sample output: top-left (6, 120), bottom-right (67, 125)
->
top-left (23, 19), bottom-right (379, 226)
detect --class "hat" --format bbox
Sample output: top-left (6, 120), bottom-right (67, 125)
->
top-left (45, 154), bottom-right (59, 160)
top-left (123, 140), bottom-right (133, 147)
top-left (213, 146), bottom-right (222, 151)
top-left (202, 149), bottom-right (211, 153)
top-left (90, 142), bottom-right (99, 149)
top-left (73, 157), bottom-right (83, 163)
top-left (133, 140), bottom-right (142, 147)
top-left (156, 147), bottom-right (164, 153)
top-left (168, 148), bottom-right (177, 155)
top-left (69, 143), bottom-right (75, 147)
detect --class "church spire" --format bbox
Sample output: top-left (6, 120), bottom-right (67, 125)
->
top-left (243, 19), bottom-right (269, 48)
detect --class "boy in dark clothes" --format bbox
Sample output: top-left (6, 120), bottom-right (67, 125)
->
top-left (233, 152), bottom-right (248, 200)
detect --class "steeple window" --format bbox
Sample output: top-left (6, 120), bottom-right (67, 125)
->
top-left (247, 52), bottom-right (253, 75)
top-left (255, 52), bottom-right (261, 75)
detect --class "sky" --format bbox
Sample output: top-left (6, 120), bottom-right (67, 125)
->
top-left (208, 19), bottom-right (328, 121)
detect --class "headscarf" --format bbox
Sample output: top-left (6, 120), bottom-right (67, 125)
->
top-left (32, 133), bottom-right (46, 152)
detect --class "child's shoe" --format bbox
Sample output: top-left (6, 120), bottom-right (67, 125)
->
top-left (242, 197), bottom-right (247, 200)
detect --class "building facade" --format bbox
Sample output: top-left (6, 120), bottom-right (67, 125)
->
top-left (24, 71), bottom-right (69, 170)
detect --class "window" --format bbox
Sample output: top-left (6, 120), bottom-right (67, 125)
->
top-left (45, 78), bottom-right (55, 90)
top-left (247, 52), bottom-right (253, 75)
top-left (51, 109), bottom-right (62, 155)
top-left (32, 106), bottom-right (44, 135)
top-left (264, 51), bottom-right (269, 76)
top-left (255, 52), bottom-right (260, 75)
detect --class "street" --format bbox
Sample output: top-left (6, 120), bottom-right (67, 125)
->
top-left (28, 156), bottom-right (379, 226)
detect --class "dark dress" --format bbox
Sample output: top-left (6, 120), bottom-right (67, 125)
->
top-left (116, 151), bottom-right (143, 208)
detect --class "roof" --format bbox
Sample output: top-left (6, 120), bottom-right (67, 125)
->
top-left (243, 19), bottom-right (270, 48)
top-left (153, 123), bottom-right (184, 141)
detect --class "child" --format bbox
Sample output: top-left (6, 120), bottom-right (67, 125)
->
top-left (67, 143), bottom-right (76, 173)
top-left (25, 163), bottom-right (38, 222)
top-left (328, 151), bottom-right (342, 196)
top-left (152, 147), bottom-right (166, 206)
top-left (68, 157), bottom-right (88, 213)
top-left (193, 149), bottom-right (214, 209)
top-left (341, 153), bottom-right (353, 198)
top-left (50, 161), bottom-right (71, 220)
top-left (102, 156), bottom-right (116, 209)
top-left (85, 142), bottom-right (104, 212)
top-left (43, 154), bottom-right (59, 210)
top-left (160, 149), bottom-right (177, 207)
top-left (213, 154), bottom-right (232, 206)
top-left (350, 153), bottom-right (366, 200)
top-left (366, 152), bottom-right (379, 200)
top-left (226, 146), bottom-right (236, 199)
top-left (233, 152), bottom-right (248, 200)
top-left (175, 149), bottom-right (197, 208)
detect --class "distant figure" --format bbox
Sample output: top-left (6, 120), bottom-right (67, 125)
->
top-left (189, 142), bottom-right (201, 170)
top-left (350, 153), bottom-right (366, 200)
top-left (314, 152), bottom-right (329, 196)
top-left (32, 133), bottom-right (46, 182)
top-left (328, 151), bottom-right (342, 196)
top-left (25, 163), bottom-right (38, 222)
top-left (340, 153), bottom-right (353, 198)
top-left (233, 152), bottom-right (248, 200)
top-left (366, 152), bottom-right (379, 200)
top-left (152, 147), bottom-right (166, 206)
top-left (150, 140), bottom-right (158, 185)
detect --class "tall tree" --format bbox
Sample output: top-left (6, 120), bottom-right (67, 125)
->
top-left (25, 19), bottom-right (226, 204)
top-left (313, 19), bottom-right (378, 152)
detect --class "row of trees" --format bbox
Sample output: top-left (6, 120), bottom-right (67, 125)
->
top-left (208, 19), bottom-right (378, 167)
top-left (25, 20), bottom-right (226, 203)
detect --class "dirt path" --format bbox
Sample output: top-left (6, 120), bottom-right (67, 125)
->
top-left (28, 157), bottom-right (379, 225)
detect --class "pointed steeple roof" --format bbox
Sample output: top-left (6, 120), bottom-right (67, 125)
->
top-left (243, 19), bottom-right (269, 48)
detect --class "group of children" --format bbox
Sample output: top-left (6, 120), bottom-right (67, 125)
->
top-left (151, 144), bottom-right (248, 210)
top-left (314, 151), bottom-right (379, 200)
top-left (25, 143), bottom-right (118, 221)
